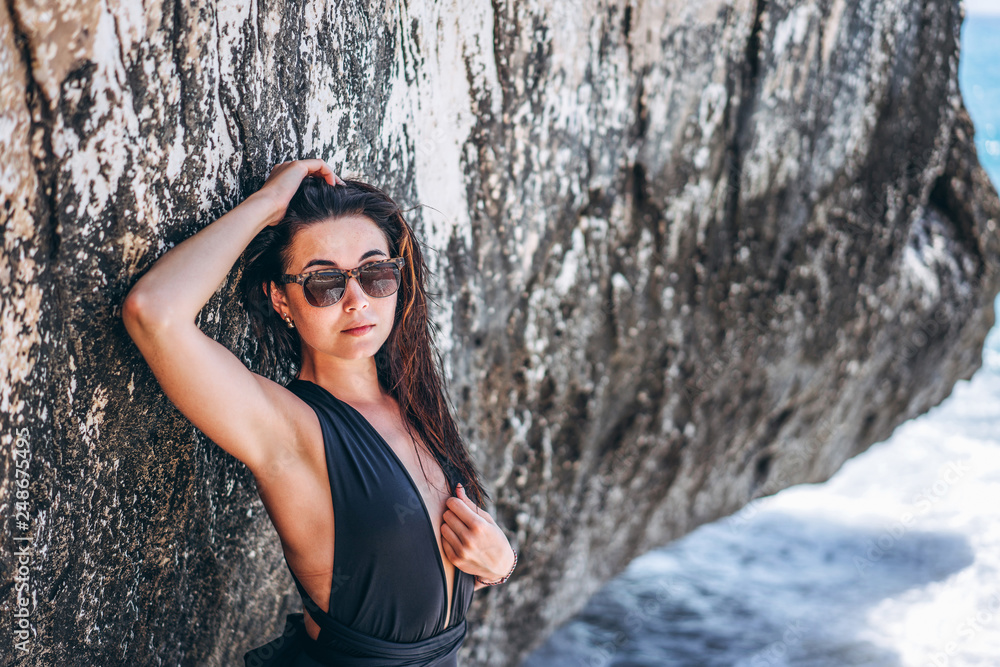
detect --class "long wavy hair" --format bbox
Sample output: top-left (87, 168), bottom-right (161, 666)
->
top-left (239, 177), bottom-right (490, 508)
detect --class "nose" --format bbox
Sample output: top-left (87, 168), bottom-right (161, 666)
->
top-left (339, 275), bottom-right (369, 310)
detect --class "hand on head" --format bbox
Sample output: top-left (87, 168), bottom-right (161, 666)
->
top-left (259, 159), bottom-right (346, 226)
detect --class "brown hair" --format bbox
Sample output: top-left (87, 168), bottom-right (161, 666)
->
top-left (238, 177), bottom-right (490, 507)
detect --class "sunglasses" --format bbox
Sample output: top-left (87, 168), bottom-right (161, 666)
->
top-left (278, 257), bottom-right (406, 307)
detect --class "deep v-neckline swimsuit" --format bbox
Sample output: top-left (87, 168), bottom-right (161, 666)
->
top-left (267, 378), bottom-right (475, 666)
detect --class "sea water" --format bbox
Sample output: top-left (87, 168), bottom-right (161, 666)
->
top-left (521, 10), bottom-right (1000, 667)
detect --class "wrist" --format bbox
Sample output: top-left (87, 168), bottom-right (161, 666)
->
top-left (476, 547), bottom-right (517, 586)
top-left (244, 190), bottom-right (285, 228)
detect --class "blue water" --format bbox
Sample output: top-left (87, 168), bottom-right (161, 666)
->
top-left (960, 15), bottom-right (1000, 188)
top-left (522, 12), bottom-right (1000, 667)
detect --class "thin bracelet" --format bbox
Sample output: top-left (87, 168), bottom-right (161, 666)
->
top-left (476, 549), bottom-right (517, 586)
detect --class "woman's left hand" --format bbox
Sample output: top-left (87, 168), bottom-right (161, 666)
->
top-left (440, 484), bottom-right (515, 582)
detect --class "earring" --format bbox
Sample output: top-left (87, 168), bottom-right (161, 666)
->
top-left (283, 314), bottom-right (295, 329)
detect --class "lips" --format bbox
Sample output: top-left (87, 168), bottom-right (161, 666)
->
top-left (342, 323), bottom-right (374, 332)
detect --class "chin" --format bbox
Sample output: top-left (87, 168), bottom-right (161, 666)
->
top-left (338, 337), bottom-right (389, 359)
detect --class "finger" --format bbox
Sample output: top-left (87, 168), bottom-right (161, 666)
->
top-left (456, 483), bottom-right (477, 511)
top-left (456, 484), bottom-right (488, 519)
top-left (295, 158), bottom-right (329, 177)
top-left (458, 484), bottom-right (480, 514)
top-left (441, 522), bottom-right (462, 550)
top-left (307, 160), bottom-right (336, 186)
top-left (441, 535), bottom-right (459, 563)
top-left (321, 165), bottom-right (346, 187)
top-left (320, 163), bottom-right (339, 187)
top-left (446, 494), bottom-right (481, 525)
top-left (442, 509), bottom-right (471, 543)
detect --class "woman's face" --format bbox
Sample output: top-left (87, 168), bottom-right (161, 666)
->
top-left (272, 215), bottom-right (398, 361)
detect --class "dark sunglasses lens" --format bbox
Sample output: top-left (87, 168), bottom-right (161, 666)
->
top-left (360, 264), bottom-right (401, 297)
top-left (304, 273), bottom-right (346, 307)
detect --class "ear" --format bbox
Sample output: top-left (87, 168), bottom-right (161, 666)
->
top-left (264, 280), bottom-right (290, 318)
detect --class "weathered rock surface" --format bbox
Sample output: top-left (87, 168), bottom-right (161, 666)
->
top-left (1, 0), bottom-right (998, 665)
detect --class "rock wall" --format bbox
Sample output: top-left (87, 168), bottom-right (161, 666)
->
top-left (1, 0), bottom-right (998, 665)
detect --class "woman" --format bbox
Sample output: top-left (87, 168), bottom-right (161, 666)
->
top-left (122, 159), bottom-right (517, 666)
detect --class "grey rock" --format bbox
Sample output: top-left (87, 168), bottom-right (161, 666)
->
top-left (0, 0), bottom-right (997, 665)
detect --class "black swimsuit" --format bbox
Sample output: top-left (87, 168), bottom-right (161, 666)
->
top-left (244, 379), bottom-right (475, 667)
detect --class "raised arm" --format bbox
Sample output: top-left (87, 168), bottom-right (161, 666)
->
top-left (121, 160), bottom-right (340, 477)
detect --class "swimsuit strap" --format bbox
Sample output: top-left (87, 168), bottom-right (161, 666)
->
top-left (283, 560), bottom-right (468, 666)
